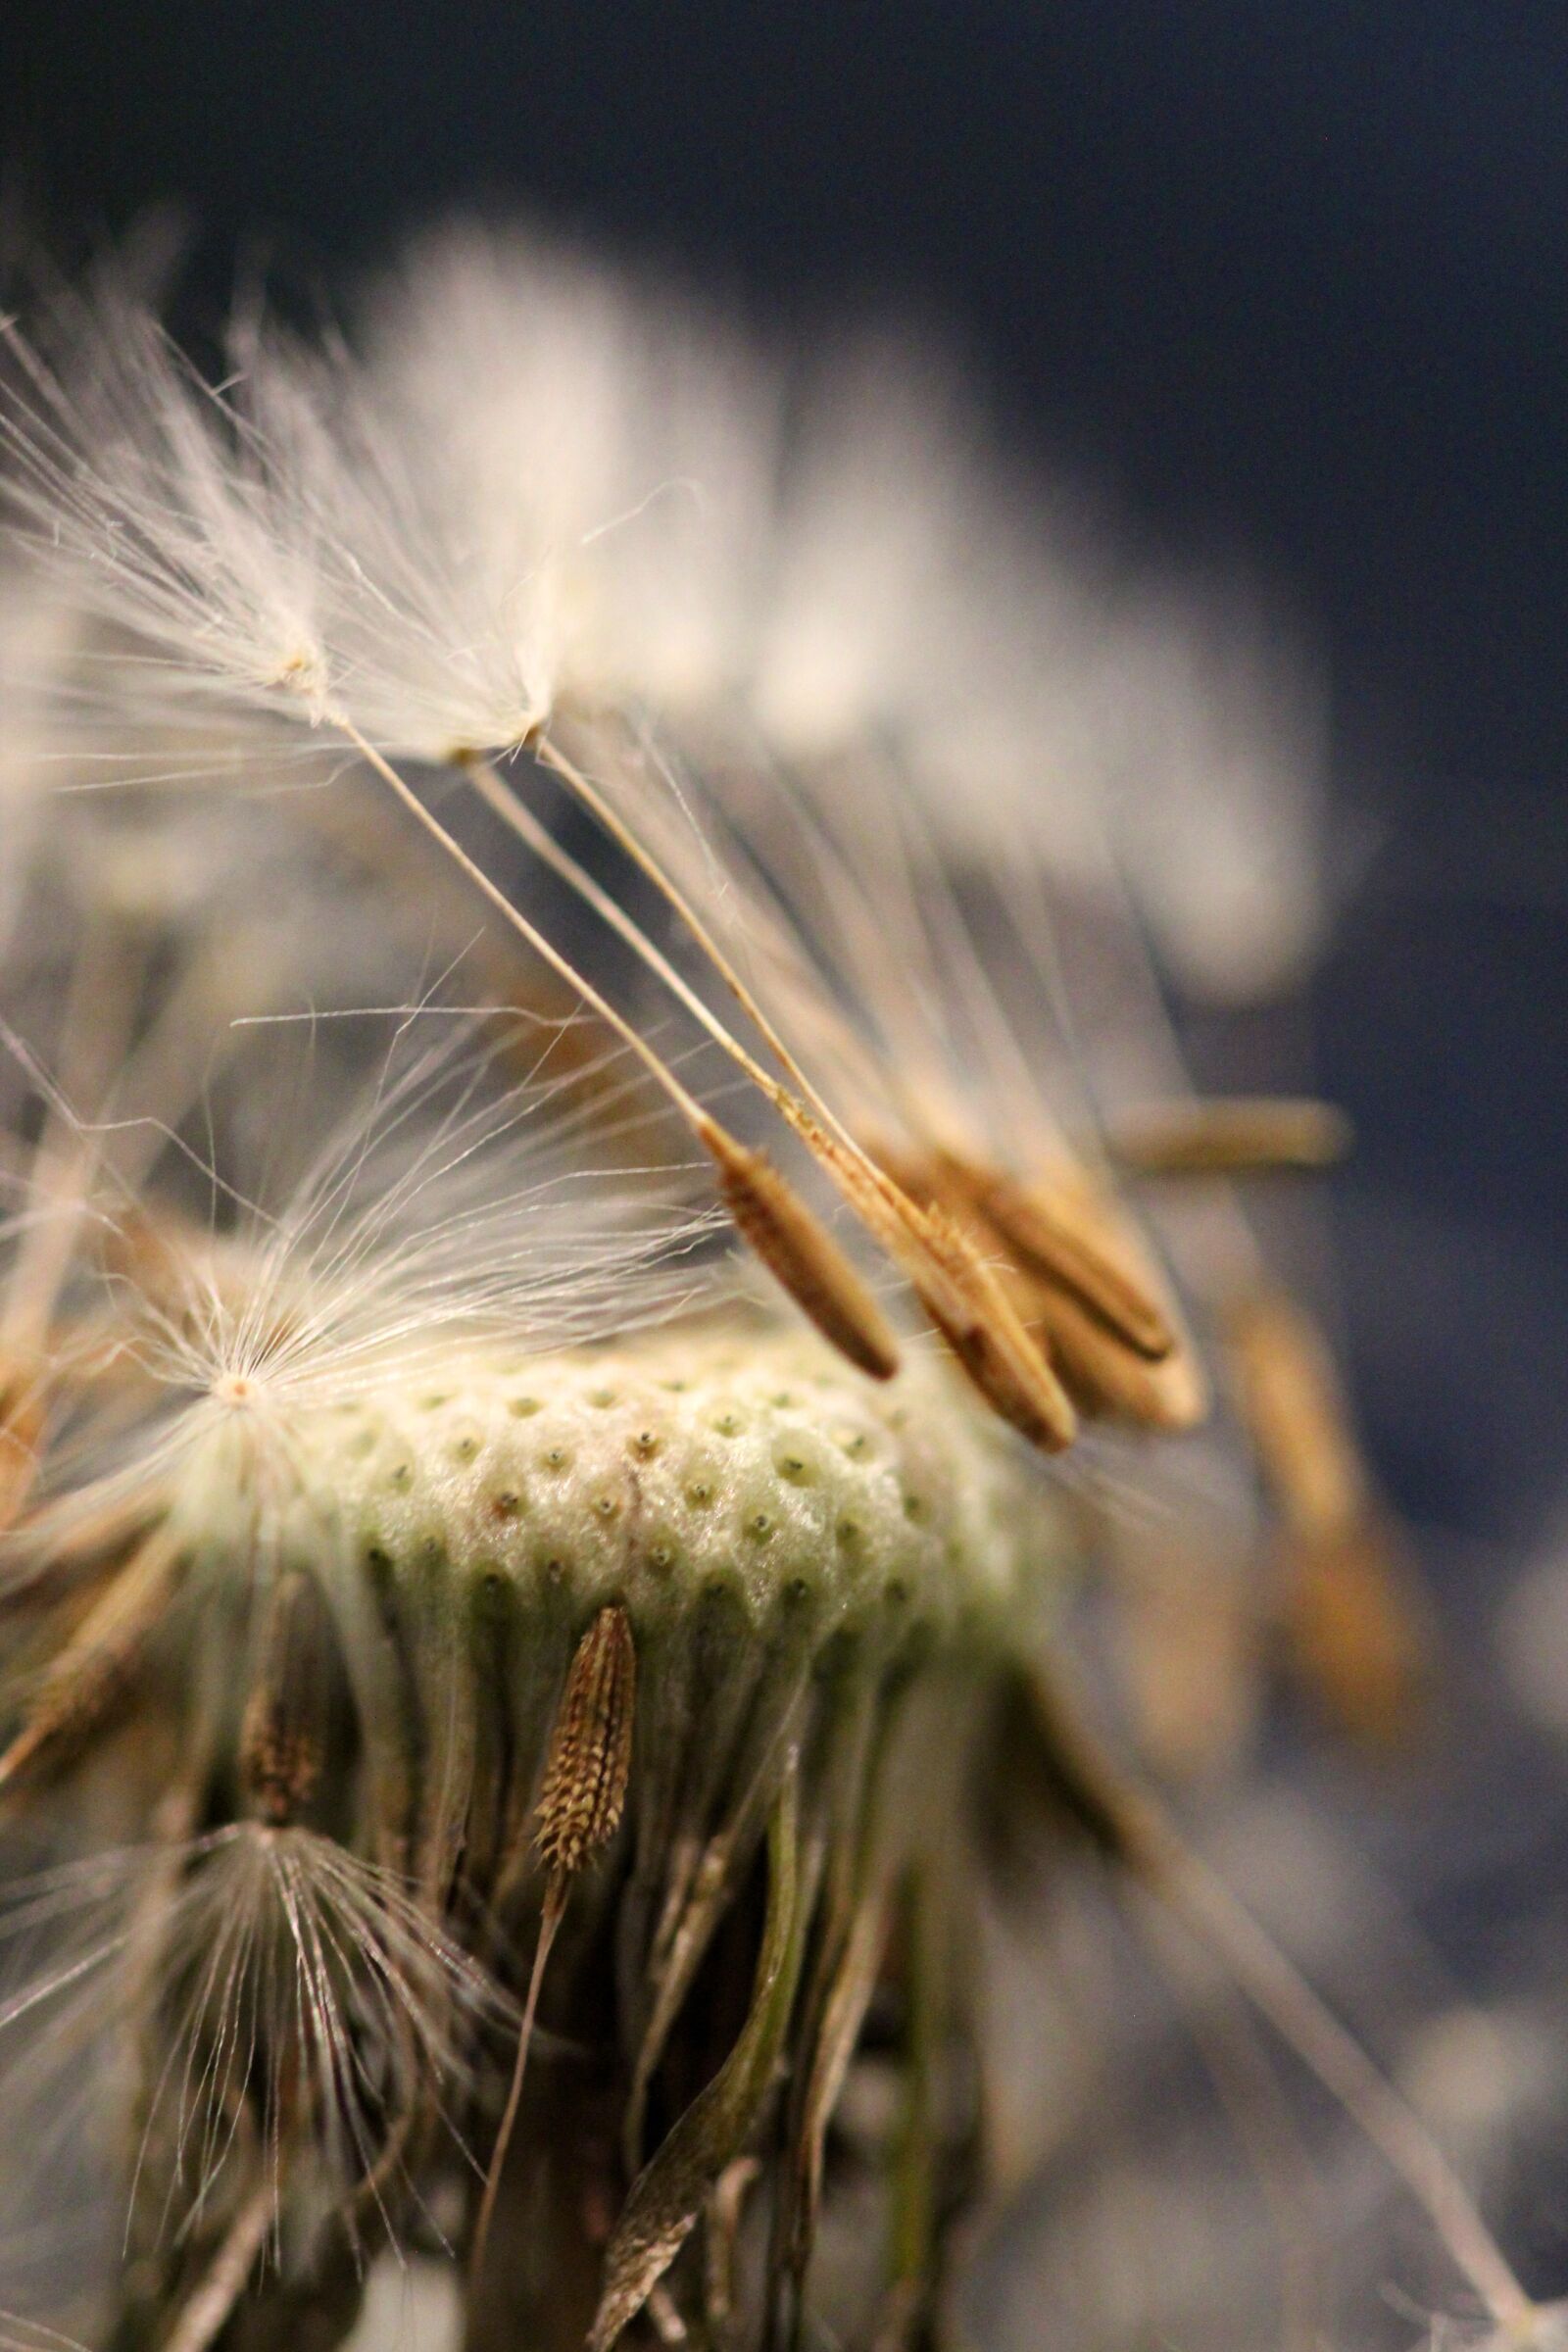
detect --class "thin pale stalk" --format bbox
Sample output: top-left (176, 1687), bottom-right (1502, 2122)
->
top-left (465, 755), bottom-right (788, 1114)
top-left (1135, 1830), bottom-right (1537, 2337)
top-left (1, 912), bottom-right (148, 1362)
top-left (534, 739), bottom-right (997, 1281)
top-left (334, 719), bottom-right (710, 1130)
top-left (1026, 1672), bottom-right (1539, 2338)
top-left (161, 2180), bottom-right (274, 2352)
top-left (536, 733), bottom-right (833, 1125)
top-left (340, 723), bottom-right (902, 1379)
top-left (470, 1873), bottom-right (565, 2286)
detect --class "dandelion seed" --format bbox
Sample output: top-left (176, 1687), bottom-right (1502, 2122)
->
top-left (1105, 1095), bottom-right (1354, 1180)
top-left (472, 1605), bottom-right (636, 2281)
top-left (1224, 1285), bottom-right (1430, 1743)
top-left (701, 1125), bottom-right (900, 1382)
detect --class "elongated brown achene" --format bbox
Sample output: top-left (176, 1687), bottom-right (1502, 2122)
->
top-left (1224, 1287), bottom-right (1366, 1534)
top-left (238, 1569), bottom-right (333, 1829)
top-left (535, 1602), bottom-right (639, 1879)
top-left (0, 1528), bottom-right (182, 1797)
top-left (906, 1200), bottom-right (1079, 1451)
top-left (0, 1365), bottom-right (47, 1532)
top-left (870, 1138), bottom-right (1200, 1436)
top-left (973, 1164), bottom-right (1177, 1361)
top-left (700, 1121), bottom-right (902, 1383)
top-left (1107, 1096), bottom-right (1353, 1179)
top-left (474, 1605), bottom-right (639, 2282)
top-left (1028, 1281), bottom-right (1207, 1430)
top-left (1223, 1287), bottom-right (1429, 1744)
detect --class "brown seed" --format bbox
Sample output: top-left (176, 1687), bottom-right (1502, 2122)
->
top-left (0, 1367), bottom-right (46, 1533)
top-left (1031, 1282), bottom-right (1207, 1431)
top-left (474, 1605), bottom-right (641, 2286)
top-left (833, 1141), bottom-right (1079, 1452)
top-left (760, 1112), bottom-right (1077, 1449)
top-left (873, 1138), bottom-right (1200, 1438)
top-left (905, 1203), bottom-right (1078, 1452)
top-left (1224, 1287), bottom-right (1429, 1746)
top-left (1224, 1288), bottom-right (1366, 1535)
top-left (1107, 1539), bottom-right (1260, 1781)
top-left (972, 1164), bottom-right (1177, 1362)
top-left (701, 1122), bottom-right (901, 1384)
top-left (535, 1604), bottom-right (638, 1879)
top-left (1282, 1515), bottom-right (1431, 1750)
top-left (1107, 1096), bottom-right (1353, 1180)
top-left (0, 1527), bottom-right (181, 1795)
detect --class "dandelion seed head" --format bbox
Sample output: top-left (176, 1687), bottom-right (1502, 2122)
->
top-left (0, 219), bottom-right (1516, 2352)
top-left (168, 1323), bottom-right (1058, 1650)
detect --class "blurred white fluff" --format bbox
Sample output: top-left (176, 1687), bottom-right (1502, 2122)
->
top-left (1, 291), bottom-right (553, 760)
top-left (14, 1012), bottom-right (720, 1563)
top-left (115, 1020), bottom-right (717, 1400)
top-left (0, 1823), bottom-right (512, 2300)
top-left (2, 220), bottom-right (1326, 999)
top-left (1090, 584), bottom-right (1327, 1000)
top-left (370, 225), bottom-right (780, 717)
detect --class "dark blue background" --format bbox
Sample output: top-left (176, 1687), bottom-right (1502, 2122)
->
top-left (4, 0), bottom-right (1563, 1549)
